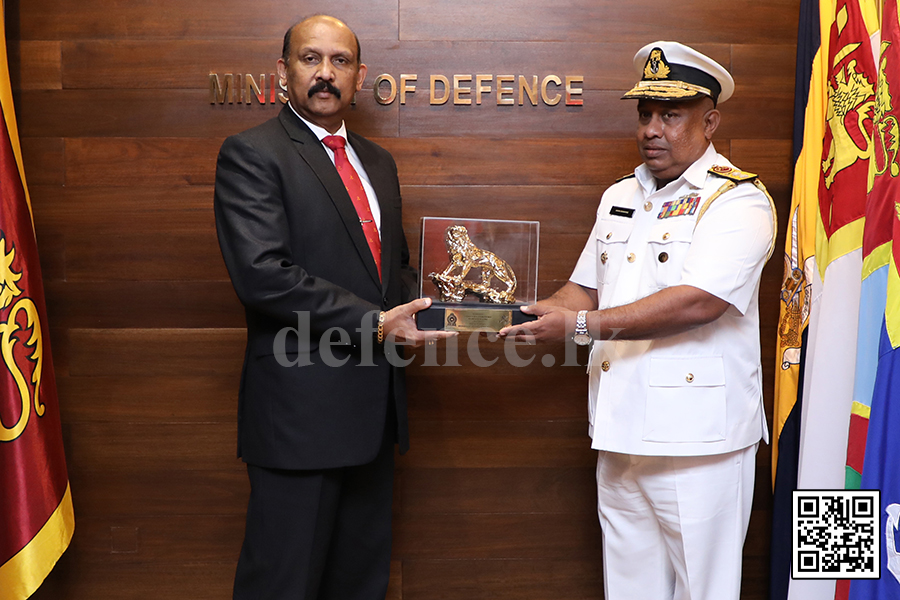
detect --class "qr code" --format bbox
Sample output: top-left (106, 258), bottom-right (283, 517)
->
top-left (792, 490), bottom-right (880, 579)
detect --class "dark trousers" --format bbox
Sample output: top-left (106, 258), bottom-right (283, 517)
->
top-left (233, 421), bottom-right (396, 600)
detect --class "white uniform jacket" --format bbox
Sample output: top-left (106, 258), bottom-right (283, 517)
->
top-left (570, 144), bottom-right (776, 457)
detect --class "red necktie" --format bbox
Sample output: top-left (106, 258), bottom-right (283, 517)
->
top-left (322, 135), bottom-right (382, 280)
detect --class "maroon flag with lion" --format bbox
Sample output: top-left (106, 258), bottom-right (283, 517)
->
top-left (0, 9), bottom-right (74, 600)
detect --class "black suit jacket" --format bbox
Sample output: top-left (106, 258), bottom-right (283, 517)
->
top-left (214, 106), bottom-right (416, 471)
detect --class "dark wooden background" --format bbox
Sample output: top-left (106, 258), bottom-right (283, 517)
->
top-left (6, 0), bottom-right (798, 597)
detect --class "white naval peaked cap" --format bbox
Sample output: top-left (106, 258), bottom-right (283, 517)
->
top-left (622, 41), bottom-right (735, 104)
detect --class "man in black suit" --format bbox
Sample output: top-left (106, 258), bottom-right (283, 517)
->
top-left (214, 15), bottom-right (453, 600)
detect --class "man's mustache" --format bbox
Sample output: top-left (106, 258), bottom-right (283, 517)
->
top-left (308, 80), bottom-right (341, 99)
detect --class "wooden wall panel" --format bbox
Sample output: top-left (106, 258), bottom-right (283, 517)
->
top-left (64, 138), bottom-right (220, 186)
top-left (57, 515), bottom-right (245, 561)
top-left (402, 421), bottom-right (597, 469)
top-left (69, 468), bottom-right (248, 517)
top-left (398, 0), bottom-right (798, 44)
top-left (406, 367), bottom-right (589, 421)
top-left (10, 0), bottom-right (798, 598)
top-left (394, 512), bottom-right (604, 559)
top-left (732, 44), bottom-right (797, 94)
top-left (18, 90), bottom-right (400, 138)
top-left (29, 185), bottom-right (217, 233)
top-left (15, 88), bottom-right (793, 140)
top-left (20, 137), bottom-right (64, 185)
top-left (20, 0), bottom-right (401, 40)
top-left (386, 138), bottom-right (642, 185)
top-left (66, 328), bottom-right (244, 376)
top-left (59, 138), bottom-right (644, 187)
top-left (58, 375), bottom-right (239, 423)
top-left (8, 40), bottom-right (61, 89)
top-left (64, 422), bottom-right (238, 471)
top-left (31, 559), bottom-right (235, 600)
top-left (58, 40), bottom-right (690, 90)
top-left (45, 281), bottom-right (244, 329)
top-left (403, 559), bottom-right (605, 600)
top-left (62, 40), bottom-right (290, 89)
top-left (64, 231), bottom-right (227, 281)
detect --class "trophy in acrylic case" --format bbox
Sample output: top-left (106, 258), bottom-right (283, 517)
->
top-left (416, 217), bottom-right (540, 332)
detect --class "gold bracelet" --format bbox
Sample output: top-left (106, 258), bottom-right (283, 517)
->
top-left (377, 311), bottom-right (386, 344)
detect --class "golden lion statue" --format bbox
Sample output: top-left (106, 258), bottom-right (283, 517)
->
top-left (429, 225), bottom-right (517, 304)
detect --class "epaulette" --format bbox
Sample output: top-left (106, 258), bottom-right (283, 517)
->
top-left (615, 173), bottom-right (636, 183)
top-left (708, 164), bottom-right (757, 182)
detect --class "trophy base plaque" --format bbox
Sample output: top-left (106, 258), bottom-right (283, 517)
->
top-left (417, 304), bottom-right (537, 332)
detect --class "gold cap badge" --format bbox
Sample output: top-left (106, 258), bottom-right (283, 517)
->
top-left (643, 49), bottom-right (671, 80)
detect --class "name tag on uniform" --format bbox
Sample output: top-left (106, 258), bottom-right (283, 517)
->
top-left (609, 206), bottom-right (635, 218)
top-left (658, 194), bottom-right (701, 219)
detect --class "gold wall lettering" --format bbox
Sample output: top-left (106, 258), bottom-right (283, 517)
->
top-left (376, 73), bottom-right (584, 106)
top-left (209, 73), bottom-right (288, 104)
top-left (209, 72), bottom-right (584, 107)
top-left (373, 74), bottom-right (397, 104)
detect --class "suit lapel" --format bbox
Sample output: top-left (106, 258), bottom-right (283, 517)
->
top-left (278, 108), bottom-right (381, 289)
top-left (349, 131), bottom-right (396, 293)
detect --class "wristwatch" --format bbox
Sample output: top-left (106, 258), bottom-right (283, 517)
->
top-left (573, 310), bottom-right (592, 346)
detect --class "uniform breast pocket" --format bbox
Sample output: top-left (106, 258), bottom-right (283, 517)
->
top-left (596, 218), bottom-right (634, 285)
top-left (642, 356), bottom-right (726, 443)
top-left (645, 222), bottom-right (694, 289)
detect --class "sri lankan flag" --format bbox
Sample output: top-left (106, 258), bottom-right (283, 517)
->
top-left (0, 8), bottom-right (74, 600)
top-left (848, 1), bottom-right (900, 596)
top-left (771, 0), bottom-right (878, 599)
top-left (843, 0), bottom-right (900, 495)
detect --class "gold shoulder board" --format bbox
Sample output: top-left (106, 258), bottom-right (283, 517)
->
top-left (615, 173), bottom-right (637, 183)
top-left (708, 164), bottom-right (757, 182)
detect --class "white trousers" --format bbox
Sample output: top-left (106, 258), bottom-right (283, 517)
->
top-left (595, 444), bottom-right (757, 600)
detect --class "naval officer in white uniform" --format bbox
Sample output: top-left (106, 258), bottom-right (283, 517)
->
top-left (500, 41), bottom-right (777, 600)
